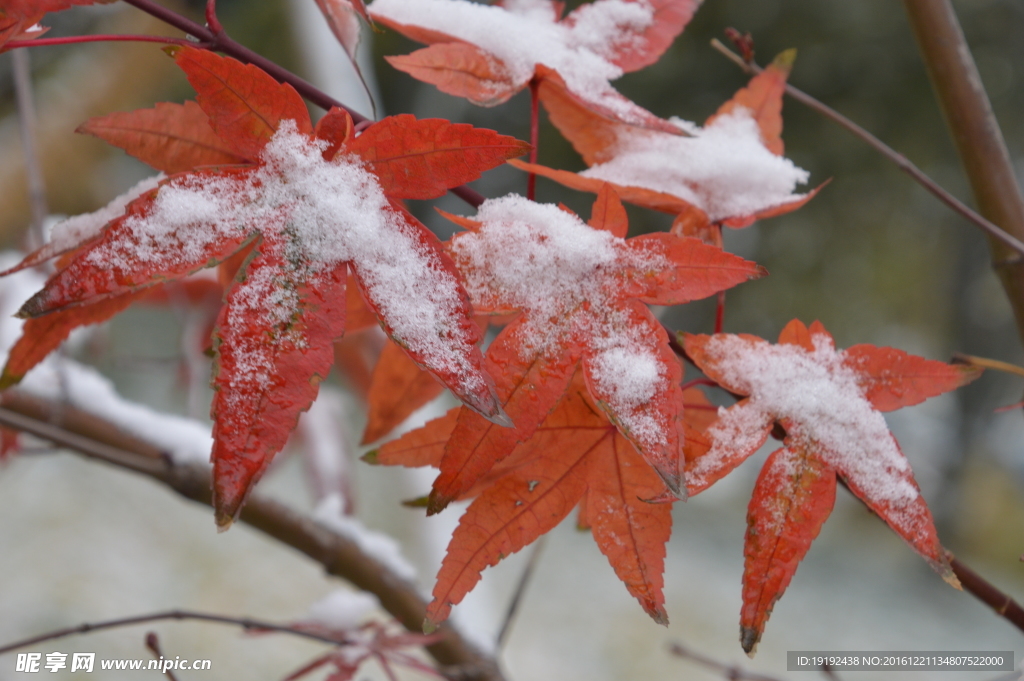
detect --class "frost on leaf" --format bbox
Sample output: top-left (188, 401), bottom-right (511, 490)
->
top-left (8, 47), bottom-right (528, 527)
top-left (370, 0), bottom-right (698, 129)
top-left (419, 186), bottom-right (764, 512)
top-left (514, 50), bottom-right (820, 243)
top-left (683, 319), bottom-right (980, 653)
top-left (374, 371), bottom-right (679, 627)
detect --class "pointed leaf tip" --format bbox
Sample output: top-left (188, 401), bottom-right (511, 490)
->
top-left (422, 618), bottom-right (437, 635)
top-left (740, 626), bottom-right (759, 656)
top-left (361, 449), bottom-right (379, 464)
top-left (772, 48), bottom-right (797, 73)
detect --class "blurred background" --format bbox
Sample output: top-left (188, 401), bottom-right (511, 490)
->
top-left (1, 0), bottom-right (1024, 679)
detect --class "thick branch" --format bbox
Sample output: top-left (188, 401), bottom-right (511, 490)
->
top-left (902, 0), bottom-right (1024, 345)
top-left (0, 392), bottom-right (503, 681)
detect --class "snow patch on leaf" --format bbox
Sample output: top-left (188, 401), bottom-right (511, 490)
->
top-left (581, 109), bottom-right (809, 222)
top-left (589, 332), bottom-right (666, 447)
top-left (370, 0), bottom-right (654, 119)
top-left (451, 195), bottom-right (667, 352)
top-left (91, 122), bottom-right (481, 394)
top-left (703, 333), bottom-right (918, 507)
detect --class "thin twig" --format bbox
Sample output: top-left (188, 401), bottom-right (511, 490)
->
top-left (145, 632), bottom-right (181, 681)
top-left (0, 392), bottom-right (504, 681)
top-left (902, 0), bottom-right (1024, 347)
top-left (11, 49), bottom-right (48, 249)
top-left (709, 38), bottom-right (1024, 259)
top-left (952, 353), bottom-right (1024, 379)
top-left (668, 641), bottom-right (783, 681)
top-left (496, 535), bottom-right (547, 650)
top-left (0, 609), bottom-right (341, 656)
top-left (5, 35), bottom-right (197, 49)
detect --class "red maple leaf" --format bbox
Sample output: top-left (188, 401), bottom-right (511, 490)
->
top-left (372, 369), bottom-right (703, 626)
top-left (682, 319), bottom-right (981, 652)
top-left (369, 0), bottom-right (699, 130)
top-left (420, 185), bottom-right (764, 512)
top-left (8, 45), bottom-right (529, 527)
top-left (0, 0), bottom-right (114, 48)
top-left (513, 50), bottom-right (822, 245)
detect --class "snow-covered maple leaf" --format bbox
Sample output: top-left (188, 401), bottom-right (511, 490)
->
top-left (370, 0), bottom-right (699, 130)
top-left (420, 186), bottom-right (765, 511)
top-left (683, 319), bottom-right (981, 652)
top-left (514, 51), bottom-right (819, 244)
top-left (10, 46), bottom-right (529, 527)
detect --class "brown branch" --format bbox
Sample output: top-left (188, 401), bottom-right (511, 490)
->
top-left (0, 392), bottom-right (503, 681)
top-left (949, 557), bottom-right (1024, 633)
top-left (901, 0), bottom-right (1024, 346)
top-left (11, 49), bottom-right (48, 249)
top-left (709, 39), bottom-right (1024, 259)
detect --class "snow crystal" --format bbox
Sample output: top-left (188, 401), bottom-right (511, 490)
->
top-left (581, 109), bottom-right (810, 222)
top-left (303, 589), bottom-right (379, 630)
top-left (703, 333), bottom-right (919, 510)
top-left (313, 493), bottom-right (419, 582)
top-left (450, 195), bottom-right (672, 445)
top-left (87, 122), bottom-right (483, 398)
top-left (46, 174), bottom-right (164, 256)
top-left (370, 0), bottom-right (654, 119)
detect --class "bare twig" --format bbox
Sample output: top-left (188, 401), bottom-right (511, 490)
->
top-left (952, 353), bottom-right (1024, 379)
top-left (948, 557), bottom-right (1024, 634)
top-left (709, 39), bottom-right (1024, 260)
top-left (0, 392), bottom-right (504, 681)
top-left (496, 535), bottom-right (547, 650)
top-left (0, 609), bottom-right (341, 656)
top-left (11, 49), bottom-right (48, 249)
top-left (668, 641), bottom-right (783, 681)
top-left (145, 632), bottom-right (181, 681)
top-left (902, 0), bottom-right (1024, 347)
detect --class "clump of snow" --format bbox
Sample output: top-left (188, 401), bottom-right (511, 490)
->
top-left (588, 334), bottom-right (666, 446)
top-left (702, 333), bottom-right (919, 511)
top-left (86, 121), bottom-right (483, 398)
top-left (449, 194), bottom-right (671, 445)
top-left (451, 195), bottom-right (664, 350)
top-left (370, 0), bottom-right (655, 121)
top-left (313, 493), bottom-right (419, 582)
top-left (303, 589), bottom-right (379, 630)
top-left (581, 109), bottom-right (810, 222)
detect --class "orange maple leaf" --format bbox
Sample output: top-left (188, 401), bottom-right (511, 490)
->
top-left (0, 0), bottom-right (115, 48)
top-left (373, 370), bottom-right (688, 626)
top-left (683, 319), bottom-right (981, 652)
top-left (6, 46), bottom-right (529, 527)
